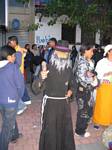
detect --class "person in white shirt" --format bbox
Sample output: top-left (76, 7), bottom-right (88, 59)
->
top-left (93, 44), bottom-right (112, 126)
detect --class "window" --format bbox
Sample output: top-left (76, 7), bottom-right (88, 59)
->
top-left (62, 24), bottom-right (76, 44)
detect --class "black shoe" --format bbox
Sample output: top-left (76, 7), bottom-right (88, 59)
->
top-left (11, 133), bottom-right (23, 143)
top-left (94, 125), bottom-right (100, 130)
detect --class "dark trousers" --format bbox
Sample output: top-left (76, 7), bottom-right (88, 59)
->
top-left (75, 84), bottom-right (93, 135)
top-left (75, 106), bottom-right (93, 135)
top-left (0, 106), bottom-right (19, 150)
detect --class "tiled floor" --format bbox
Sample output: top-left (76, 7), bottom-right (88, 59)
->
top-left (0, 89), bottom-right (107, 150)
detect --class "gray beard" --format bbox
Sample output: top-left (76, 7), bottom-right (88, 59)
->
top-left (50, 53), bottom-right (72, 72)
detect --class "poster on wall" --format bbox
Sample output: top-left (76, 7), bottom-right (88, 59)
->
top-left (35, 18), bottom-right (62, 45)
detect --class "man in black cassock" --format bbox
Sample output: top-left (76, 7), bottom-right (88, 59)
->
top-left (32, 40), bottom-right (76, 150)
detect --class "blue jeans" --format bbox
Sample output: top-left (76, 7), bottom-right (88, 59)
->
top-left (18, 85), bottom-right (30, 111)
top-left (0, 106), bottom-right (19, 150)
top-left (34, 65), bottom-right (40, 76)
top-left (18, 99), bottom-right (26, 111)
top-left (22, 85), bottom-right (30, 102)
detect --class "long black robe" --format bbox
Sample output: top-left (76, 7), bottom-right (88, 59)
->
top-left (32, 57), bottom-right (76, 150)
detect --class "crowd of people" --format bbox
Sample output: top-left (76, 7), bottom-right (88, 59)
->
top-left (0, 35), bottom-right (112, 150)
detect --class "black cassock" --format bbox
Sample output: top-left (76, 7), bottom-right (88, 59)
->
top-left (32, 57), bottom-right (76, 150)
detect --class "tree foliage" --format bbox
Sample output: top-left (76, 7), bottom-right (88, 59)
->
top-left (16, 0), bottom-right (112, 42)
top-left (46, 0), bottom-right (112, 33)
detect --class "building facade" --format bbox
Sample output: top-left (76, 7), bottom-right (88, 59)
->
top-left (0, 0), bottom-right (35, 47)
top-left (0, 0), bottom-right (108, 47)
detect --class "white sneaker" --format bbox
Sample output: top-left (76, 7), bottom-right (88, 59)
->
top-left (24, 100), bottom-right (31, 105)
top-left (75, 132), bottom-right (90, 138)
top-left (17, 106), bottom-right (27, 115)
top-left (83, 132), bottom-right (90, 138)
top-left (75, 133), bottom-right (80, 137)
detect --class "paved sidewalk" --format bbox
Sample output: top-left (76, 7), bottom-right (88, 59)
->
top-left (76, 142), bottom-right (107, 150)
top-left (0, 90), bottom-right (107, 150)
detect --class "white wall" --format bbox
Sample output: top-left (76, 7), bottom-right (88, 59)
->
top-left (35, 16), bottom-right (101, 47)
top-left (35, 16), bottom-right (62, 45)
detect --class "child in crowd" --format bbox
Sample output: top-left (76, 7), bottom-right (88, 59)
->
top-left (0, 45), bottom-right (24, 150)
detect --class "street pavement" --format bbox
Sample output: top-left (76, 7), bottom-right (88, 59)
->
top-left (0, 86), bottom-right (107, 150)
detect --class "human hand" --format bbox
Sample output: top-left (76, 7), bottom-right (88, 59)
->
top-left (41, 70), bottom-right (49, 80)
top-left (65, 90), bottom-right (73, 98)
top-left (86, 71), bottom-right (94, 78)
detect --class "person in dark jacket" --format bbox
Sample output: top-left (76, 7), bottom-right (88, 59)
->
top-left (92, 44), bottom-right (104, 67)
top-left (44, 38), bottom-right (57, 64)
top-left (70, 45), bottom-right (78, 68)
top-left (24, 44), bottom-right (34, 74)
top-left (0, 45), bottom-right (25, 150)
